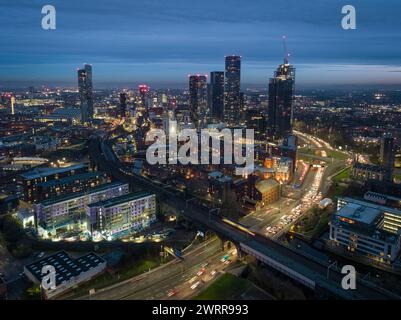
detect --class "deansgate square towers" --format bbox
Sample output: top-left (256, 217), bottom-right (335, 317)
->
top-left (224, 55), bottom-right (241, 126)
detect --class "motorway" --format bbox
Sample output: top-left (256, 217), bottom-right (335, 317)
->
top-left (72, 237), bottom-right (236, 300)
top-left (85, 136), bottom-right (398, 300)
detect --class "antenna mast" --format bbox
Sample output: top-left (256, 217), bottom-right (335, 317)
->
top-left (282, 35), bottom-right (289, 64)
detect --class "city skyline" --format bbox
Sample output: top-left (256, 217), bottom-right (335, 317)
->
top-left (1, 0), bottom-right (401, 88)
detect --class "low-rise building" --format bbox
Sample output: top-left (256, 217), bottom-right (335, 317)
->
top-left (351, 162), bottom-right (385, 183)
top-left (35, 171), bottom-right (110, 201)
top-left (20, 164), bottom-right (88, 202)
top-left (329, 197), bottom-right (401, 263)
top-left (24, 251), bottom-right (106, 299)
top-left (255, 178), bottom-right (281, 207)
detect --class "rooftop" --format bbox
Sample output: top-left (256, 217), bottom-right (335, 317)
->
top-left (24, 251), bottom-right (106, 287)
top-left (20, 164), bottom-right (86, 180)
top-left (256, 179), bottom-right (280, 193)
top-left (88, 191), bottom-right (154, 209)
top-left (38, 182), bottom-right (127, 207)
top-left (336, 202), bottom-right (381, 225)
top-left (339, 197), bottom-right (401, 218)
top-left (353, 162), bottom-right (385, 173)
top-left (37, 171), bottom-right (106, 188)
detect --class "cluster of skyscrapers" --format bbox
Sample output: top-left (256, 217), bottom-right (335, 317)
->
top-left (78, 53), bottom-right (296, 144)
top-left (188, 55), bottom-right (295, 142)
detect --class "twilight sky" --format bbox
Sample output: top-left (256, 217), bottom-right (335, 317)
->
top-left (1, 0), bottom-right (401, 89)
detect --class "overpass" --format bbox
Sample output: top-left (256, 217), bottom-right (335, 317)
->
top-left (90, 138), bottom-right (399, 300)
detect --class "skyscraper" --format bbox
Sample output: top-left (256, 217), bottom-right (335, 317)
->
top-left (119, 92), bottom-right (127, 118)
top-left (188, 74), bottom-right (208, 129)
top-left (267, 58), bottom-right (295, 140)
top-left (381, 133), bottom-right (395, 182)
top-left (224, 55), bottom-right (241, 126)
top-left (138, 84), bottom-right (150, 109)
top-left (1, 93), bottom-right (15, 115)
top-left (78, 64), bottom-right (94, 123)
top-left (210, 71), bottom-right (224, 122)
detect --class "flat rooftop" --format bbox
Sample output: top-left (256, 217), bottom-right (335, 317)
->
top-left (336, 202), bottom-right (381, 225)
top-left (20, 164), bottom-right (86, 180)
top-left (88, 191), bottom-right (154, 209)
top-left (24, 251), bottom-right (106, 287)
top-left (38, 182), bottom-right (127, 207)
top-left (340, 197), bottom-right (401, 217)
top-left (37, 171), bottom-right (106, 188)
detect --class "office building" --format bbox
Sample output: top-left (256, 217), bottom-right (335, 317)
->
top-left (267, 59), bottom-right (295, 140)
top-left (189, 75), bottom-right (208, 129)
top-left (78, 64), bottom-right (94, 123)
top-left (330, 197), bottom-right (401, 263)
top-left (34, 182), bottom-right (129, 238)
top-left (224, 55), bottom-right (241, 126)
top-left (210, 71), bottom-right (224, 122)
top-left (87, 191), bottom-right (157, 240)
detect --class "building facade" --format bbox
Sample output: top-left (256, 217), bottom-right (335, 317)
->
top-left (189, 75), bottom-right (208, 129)
top-left (381, 133), bottom-right (395, 182)
top-left (34, 182), bottom-right (129, 238)
top-left (255, 178), bottom-right (281, 207)
top-left (78, 64), bottom-right (94, 123)
top-left (87, 192), bottom-right (157, 240)
top-left (267, 59), bottom-right (295, 140)
top-left (210, 71), bottom-right (224, 122)
top-left (351, 162), bottom-right (385, 183)
top-left (329, 197), bottom-right (401, 263)
top-left (224, 56), bottom-right (241, 126)
top-left (20, 164), bottom-right (88, 203)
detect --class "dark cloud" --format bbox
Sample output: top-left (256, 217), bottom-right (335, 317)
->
top-left (0, 0), bottom-right (400, 87)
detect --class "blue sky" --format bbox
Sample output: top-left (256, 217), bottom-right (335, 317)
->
top-left (1, 0), bottom-right (401, 88)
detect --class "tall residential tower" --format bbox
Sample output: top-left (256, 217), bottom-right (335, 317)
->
top-left (267, 58), bottom-right (295, 140)
top-left (210, 71), bottom-right (224, 123)
top-left (188, 74), bottom-right (208, 129)
top-left (78, 64), bottom-right (94, 123)
top-left (224, 55), bottom-right (241, 126)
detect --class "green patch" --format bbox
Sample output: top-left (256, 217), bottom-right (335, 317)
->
top-left (332, 167), bottom-right (351, 183)
top-left (295, 206), bottom-right (332, 238)
top-left (326, 149), bottom-right (348, 161)
top-left (194, 273), bottom-right (250, 300)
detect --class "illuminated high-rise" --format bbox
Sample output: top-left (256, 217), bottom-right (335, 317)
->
top-left (188, 74), bottom-right (208, 129)
top-left (78, 64), bottom-right (94, 123)
top-left (210, 71), bottom-right (224, 122)
top-left (381, 133), bottom-right (396, 182)
top-left (224, 55), bottom-right (241, 126)
top-left (119, 92), bottom-right (127, 118)
top-left (267, 58), bottom-right (295, 140)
